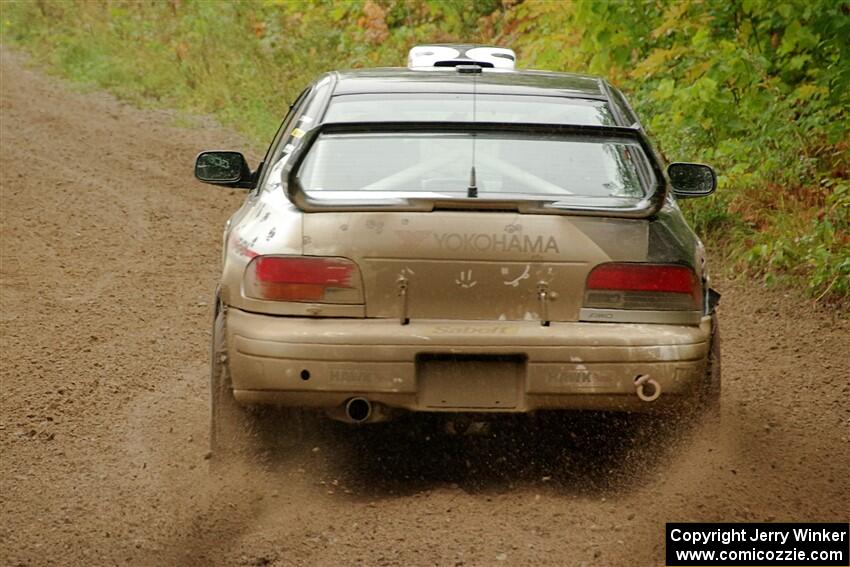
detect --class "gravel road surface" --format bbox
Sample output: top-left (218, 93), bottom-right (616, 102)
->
top-left (2, 48), bottom-right (848, 567)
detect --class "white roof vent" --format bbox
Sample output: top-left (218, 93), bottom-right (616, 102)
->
top-left (407, 44), bottom-right (516, 70)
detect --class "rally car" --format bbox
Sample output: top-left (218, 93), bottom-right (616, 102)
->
top-left (195, 45), bottom-right (720, 456)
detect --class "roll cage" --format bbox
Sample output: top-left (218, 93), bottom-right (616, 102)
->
top-left (280, 121), bottom-right (668, 219)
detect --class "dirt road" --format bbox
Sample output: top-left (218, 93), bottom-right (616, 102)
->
top-left (1, 48), bottom-right (848, 567)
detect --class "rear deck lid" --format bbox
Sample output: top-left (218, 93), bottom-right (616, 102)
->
top-left (302, 211), bottom-right (648, 322)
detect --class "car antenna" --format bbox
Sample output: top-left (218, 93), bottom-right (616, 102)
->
top-left (458, 64), bottom-right (482, 198)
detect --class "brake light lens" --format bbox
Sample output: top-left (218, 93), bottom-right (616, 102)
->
top-left (244, 256), bottom-right (362, 303)
top-left (584, 263), bottom-right (701, 311)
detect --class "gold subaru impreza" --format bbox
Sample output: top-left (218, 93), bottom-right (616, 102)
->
top-left (195, 45), bottom-right (720, 457)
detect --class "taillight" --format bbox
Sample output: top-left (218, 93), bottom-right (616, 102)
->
top-left (584, 263), bottom-right (701, 311)
top-left (244, 256), bottom-right (362, 303)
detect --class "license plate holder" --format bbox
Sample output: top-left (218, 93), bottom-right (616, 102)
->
top-left (417, 354), bottom-right (524, 409)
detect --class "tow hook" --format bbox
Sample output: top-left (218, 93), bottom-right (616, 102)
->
top-left (634, 374), bottom-right (661, 402)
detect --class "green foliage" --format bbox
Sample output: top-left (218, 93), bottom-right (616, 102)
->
top-left (1, 0), bottom-right (498, 142)
top-left (2, 0), bottom-right (847, 303)
top-left (744, 181), bottom-right (850, 299)
top-left (499, 0), bottom-right (850, 303)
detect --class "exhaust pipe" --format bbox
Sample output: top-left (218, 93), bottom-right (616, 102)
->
top-left (634, 374), bottom-right (661, 402)
top-left (345, 397), bottom-right (373, 423)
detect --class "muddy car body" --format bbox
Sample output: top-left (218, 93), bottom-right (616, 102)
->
top-left (196, 46), bottom-right (720, 448)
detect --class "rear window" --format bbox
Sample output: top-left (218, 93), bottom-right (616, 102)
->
top-left (324, 93), bottom-right (615, 126)
top-left (295, 131), bottom-right (653, 206)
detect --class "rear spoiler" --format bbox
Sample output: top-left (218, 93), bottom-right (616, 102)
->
top-left (281, 121), bottom-right (667, 218)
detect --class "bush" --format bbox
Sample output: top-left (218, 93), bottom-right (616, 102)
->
top-left (498, 0), bottom-right (849, 304)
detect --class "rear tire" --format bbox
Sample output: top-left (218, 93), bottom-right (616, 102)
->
top-left (210, 303), bottom-right (253, 463)
top-left (209, 301), bottom-right (304, 466)
top-left (700, 312), bottom-right (721, 419)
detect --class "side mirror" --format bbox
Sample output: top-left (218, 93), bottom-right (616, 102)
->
top-left (194, 151), bottom-right (253, 188)
top-left (667, 162), bottom-right (717, 198)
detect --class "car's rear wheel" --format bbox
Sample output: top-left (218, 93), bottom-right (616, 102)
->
top-left (700, 312), bottom-right (721, 419)
top-left (210, 301), bottom-right (302, 464)
top-left (210, 303), bottom-right (253, 462)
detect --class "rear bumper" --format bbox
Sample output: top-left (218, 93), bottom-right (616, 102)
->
top-left (226, 308), bottom-right (712, 413)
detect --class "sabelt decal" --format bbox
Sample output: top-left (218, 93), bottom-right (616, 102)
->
top-left (429, 325), bottom-right (520, 335)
